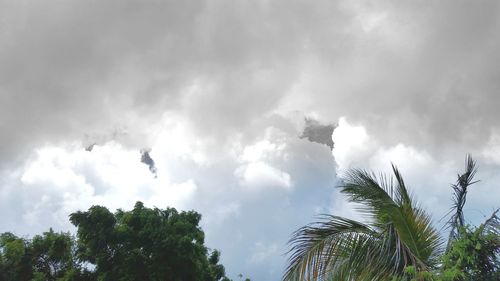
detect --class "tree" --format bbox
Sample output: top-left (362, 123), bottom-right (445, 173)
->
top-left (31, 229), bottom-right (74, 280)
top-left (441, 211), bottom-right (499, 280)
top-left (1, 202), bottom-right (233, 281)
top-left (0, 232), bottom-right (33, 281)
top-left (284, 165), bottom-right (442, 280)
top-left (69, 201), bottom-right (230, 281)
top-left (30, 228), bottom-right (93, 281)
top-left (446, 156), bottom-right (479, 249)
top-left (0, 230), bottom-right (92, 281)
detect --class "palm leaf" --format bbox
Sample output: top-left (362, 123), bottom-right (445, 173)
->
top-left (283, 166), bottom-right (442, 281)
top-left (481, 209), bottom-right (499, 237)
top-left (283, 215), bottom-right (376, 281)
top-left (341, 167), bottom-right (442, 267)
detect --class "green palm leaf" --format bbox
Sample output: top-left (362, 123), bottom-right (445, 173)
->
top-left (283, 165), bottom-right (442, 281)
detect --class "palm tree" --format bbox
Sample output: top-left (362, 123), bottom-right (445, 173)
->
top-left (283, 164), bottom-right (442, 280)
top-left (442, 156), bottom-right (500, 280)
top-left (446, 155), bottom-right (479, 249)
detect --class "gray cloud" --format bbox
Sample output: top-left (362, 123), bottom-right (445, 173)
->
top-left (0, 0), bottom-right (354, 166)
top-left (1, 1), bottom-right (499, 162)
top-left (140, 149), bottom-right (157, 177)
top-left (301, 118), bottom-right (335, 150)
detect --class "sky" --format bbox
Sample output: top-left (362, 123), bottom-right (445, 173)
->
top-left (1, 0), bottom-right (499, 280)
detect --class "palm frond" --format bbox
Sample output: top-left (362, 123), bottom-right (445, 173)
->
top-left (283, 215), bottom-right (375, 281)
top-left (391, 164), bottom-right (412, 206)
top-left (340, 168), bottom-right (399, 227)
top-left (284, 167), bottom-right (442, 281)
top-left (340, 168), bottom-right (442, 266)
top-left (481, 209), bottom-right (500, 237)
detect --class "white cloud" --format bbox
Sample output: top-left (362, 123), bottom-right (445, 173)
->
top-left (10, 140), bottom-right (198, 234)
top-left (330, 117), bottom-right (494, 228)
top-left (0, 115), bottom-right (336, 280)
top-left (241, 140), bottom-right (279, 163)
top-left (332, 117), bottom-right (373, 172)
top-left (236, 162), bottom-right (292, 191)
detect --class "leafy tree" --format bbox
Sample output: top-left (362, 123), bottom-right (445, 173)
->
top-left (0, 232), bottom-right (33, 281)
top-left (69, 201), bottom-right (230, 281)
top-left (31, 228), bottom-right (75, 280)
top-left (441, 213), bottom-right (500, 280)
top-left (0, 230), bottom-right (92, 281)
top-left (30, 228), bottom-right (93, 281)
top-left (208, 250), bottom-right (227, 281)
top-left (1, 203), bottom-right (233, 281)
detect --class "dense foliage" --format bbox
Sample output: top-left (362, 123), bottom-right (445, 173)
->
top-left (0, 229), bottom-right (92, 281)
top-left (441, 221), bottom-right (499, 280)
top-left (0, 202), bottom-right (233, 281)
top-left (284, 156), bottom-right (499, 280)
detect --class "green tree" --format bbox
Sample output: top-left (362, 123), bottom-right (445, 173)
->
top-left (30, 228), bottom-right (92, 281)
top-left (1, 203), bottom-right (233, 281)
top-left (441, 213), bottom-right (500, 280)
top-left (69, 201), bottom-right (230, 281)
top-left (208, 250), bottom-right (227, 281)
top-left (0, 232), bottom-right (33, 281)
top-left (0, 230), bottom-right (92, 281)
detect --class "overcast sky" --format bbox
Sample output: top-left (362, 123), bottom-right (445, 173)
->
top-left (1, 1), bottom-right (500, 280)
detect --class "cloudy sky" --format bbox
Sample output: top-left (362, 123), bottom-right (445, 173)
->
top-left (1, 0), bottom-right (500, 280)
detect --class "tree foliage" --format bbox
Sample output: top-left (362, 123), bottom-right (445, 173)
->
top-left (442, 212), bottom-right (500, 280)
top-left (0, 232), bottom-right (33, 281)
top-left (1, 202), bottom-right (234, 281)
top-left (0, 229), bottom-right (92, 281)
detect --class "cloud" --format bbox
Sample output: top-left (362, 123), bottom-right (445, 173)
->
top-left (301, 118), bottom-right (335, 150)
top-left (236, 162), bottom-right (292, 191)
top-left (0, 141), bottom-right (196, 234)
top-left (2, 0), bottom-right (499, 166)
top-left (236, 137), bottom-right (292, 191)
top-left (331, 117), bottom-right (498, 229)
top-left (1, 1), bottom-right (499, 162)
top-left (140, 150), bottom-right (158, 177)
top-left (0, 116), bottom-right (336, 280)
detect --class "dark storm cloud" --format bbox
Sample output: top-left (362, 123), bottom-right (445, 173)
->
top-left (0, 0), bottom-right (204, 164)
top-left (296, 1), bottom-right (500, 157)
top-left (1, 0), bottom-right (500, 165)
top-left (140, 149), bottom-right (157, 177)
top-left (301, 118), bottom-right (335, 150)
top-left (0, 0), bottom-right (349, 167)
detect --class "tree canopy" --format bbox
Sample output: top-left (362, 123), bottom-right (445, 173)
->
top-left (0, 202), bottom-right (234, 281)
